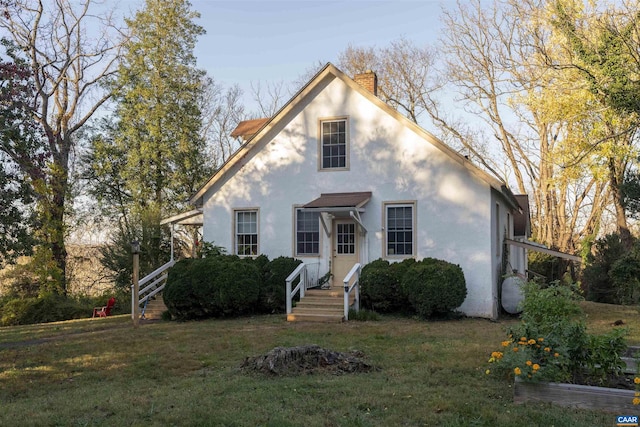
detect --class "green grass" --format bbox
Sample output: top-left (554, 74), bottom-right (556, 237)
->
top-left (0, 303), bottom-right (637, 426)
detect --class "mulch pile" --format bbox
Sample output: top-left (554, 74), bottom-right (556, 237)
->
top-left (240, 344), bottom-right (378, 376)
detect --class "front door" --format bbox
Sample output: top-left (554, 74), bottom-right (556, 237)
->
top-left (332, 219), bottom-right (359, 287)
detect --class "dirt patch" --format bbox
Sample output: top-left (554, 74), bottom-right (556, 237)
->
top-left (240, 344), bottom-right (378, 376)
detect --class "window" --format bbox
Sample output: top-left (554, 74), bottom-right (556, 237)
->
top-left (385, 203), bottom-right (415, 257)
top-left (320, 118), bottom-right (347, 169)
top-left (296, 209), bottom-right (320, 255)
top-left (235, 210), bottom-right (258, 256)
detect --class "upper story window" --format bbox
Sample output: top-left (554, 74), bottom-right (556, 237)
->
top-left (235, 209), bottom-right (258, 256)
top-left (320, 118), bottom-right (348, 170)
top-left (385, 202), bottom-right (416, 257)
top-left (295, 209), bottom-right (320, 256)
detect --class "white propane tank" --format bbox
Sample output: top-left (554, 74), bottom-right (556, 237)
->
top-left (501, 275), bottom-right (525, 314)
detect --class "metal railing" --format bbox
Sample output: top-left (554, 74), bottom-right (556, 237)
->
top-left (132, 259), bottom-right (175, 319)
top-left (343, 263), bottom-right (361, 320)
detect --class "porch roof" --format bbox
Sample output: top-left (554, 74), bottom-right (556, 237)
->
top-left (302, 191), bottom-right (372, 211)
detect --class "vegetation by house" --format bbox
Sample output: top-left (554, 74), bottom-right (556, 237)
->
top-left (163, 254), bottom-right (301, 320)
top-left (360, 257), bottom-right (466, 318)
top-left (487, 280), bottom-right (629, 387)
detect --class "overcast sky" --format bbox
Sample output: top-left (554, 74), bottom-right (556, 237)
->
top-left (188, 0), bottom-right (450, 113)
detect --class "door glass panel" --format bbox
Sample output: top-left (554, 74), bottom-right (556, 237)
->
top-left (336, 223), bottom-right (355, 254)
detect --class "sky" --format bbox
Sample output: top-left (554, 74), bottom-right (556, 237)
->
top-left (186, 0), bottom-right (451, 113)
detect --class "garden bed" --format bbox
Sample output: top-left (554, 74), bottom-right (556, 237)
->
top-left (514, 378), bottom-right (637, 413)
top-left (514, 346), bottom-right (640, 412)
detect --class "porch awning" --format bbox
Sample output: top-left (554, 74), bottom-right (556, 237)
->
top-left (301, 191), bottom-right (372, 235)
top-left (160, 209), bottom-right (203, 226)
top-left (302, 191), bottom-right (372, 212)
top-left (505, 238), bottom-right (581, 263)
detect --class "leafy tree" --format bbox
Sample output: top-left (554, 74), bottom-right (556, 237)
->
top-left (85, 0), bottom-right (211, 282)
top-left (0, 41), bottom-right (39, 267)
top-left (551, 0), bottom-right (640, 249)
top-left (0, 0), bottom-right (124, 293)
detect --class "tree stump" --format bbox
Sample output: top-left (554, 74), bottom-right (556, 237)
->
top-left (240, 344), bottom-right (377, 376)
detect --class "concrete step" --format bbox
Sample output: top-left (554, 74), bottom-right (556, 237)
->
top-left (288, 288), bottom-right (355, 322)
top-left (286, 312), bottom-right (344, 322)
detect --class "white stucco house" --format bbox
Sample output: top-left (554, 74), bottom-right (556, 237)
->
top-left (188, 63), bottom-right (528, 319)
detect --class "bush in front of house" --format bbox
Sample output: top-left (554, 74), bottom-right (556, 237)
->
top-left (164, 256), bottom-right (261, 320)
top-left (163, 254), bottom-right (303, 320)
top-left (360, 258), bottom-right (408, 313)
top-left (400, 258), bottom-right (467, 318)
top-left (258, 256), bottom-right (302, 314)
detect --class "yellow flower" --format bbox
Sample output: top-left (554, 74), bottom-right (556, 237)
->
top-left (501, 340), bottom-right (510, 347)
top-left (554, 353), bottom-right (559, 357)
top-left (634, 397), bottom-right (640, 405)
top-left (491, 351), bottom-right (503, 360)
top-left (514, 367), bottom-right (522, 376)
top-left (520, 337), bottom-right (526, 342)
top-left (635, 377), bottom-right (640, 385)
top-left (485, 369), bottom-right (490, 375)
top-left (488, 357), bottom-right (495, 363)
top-left (528, 339), bottom-right (537, 345)
top-left (538, 337), bottom-right (544, 342)
top-left (544, 347), bottom-right (551, 352)
top-left (635, 391), bottom-right (640, 397)
top-left (533, 364), bottom-right (540, 371)
top-left (525, 360), bottom-right (532, 366)
top-left (513, 347), bottom-right (519, 352)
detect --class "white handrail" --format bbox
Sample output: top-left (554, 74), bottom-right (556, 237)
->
top-left (132, 259), bottom-right (176, 319)
top-left (286, 263), bottom-right (307, 314)
top-left (343, 263), bottom-right (361, 320)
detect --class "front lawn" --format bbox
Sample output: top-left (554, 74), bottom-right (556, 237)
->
top-left (0, 303), bottom-right (636, 426)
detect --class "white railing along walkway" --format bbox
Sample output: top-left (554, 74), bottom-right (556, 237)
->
top-left (132, 259), bottom-right (175, 319)
top-left (286, 263), bottom-right (307, 315)
top-left (343, 263), bottom-right (361, 320)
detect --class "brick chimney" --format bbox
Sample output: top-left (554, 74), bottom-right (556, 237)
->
top-left (354, 70), bottom-right (378, 96)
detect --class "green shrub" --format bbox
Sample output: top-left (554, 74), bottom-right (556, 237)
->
top-left (582, 233), bottom-right (628, 303)
top-left (163, 256), bottom-right (261, 320)
top-left (360, 258), bottom-right (415, 314)
top-left (609, 244), bottom-right (640, 304)
top-left (258, 256), bottom-right (301, 314)
top-left (400, 258), bottom-right (467, 318)
top-left (490, 280), bottom-right (628, 385)
top-left (360, 259), bottom-right (399, 313)
top-left (0, 294), bottom-right (89, 326)
top-left (519, 281), bottom-right (583, 333)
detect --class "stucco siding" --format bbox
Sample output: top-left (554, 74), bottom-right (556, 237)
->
top-left (202, 75), bottom-right (504, 318)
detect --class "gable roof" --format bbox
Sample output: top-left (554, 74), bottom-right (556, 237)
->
top-left (191, 63), bottom-right (519, 210)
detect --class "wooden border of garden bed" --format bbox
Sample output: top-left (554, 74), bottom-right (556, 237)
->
top-left (514, 379), bottom-right (637, 413)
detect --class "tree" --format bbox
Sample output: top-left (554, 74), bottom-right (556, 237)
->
top-left (200, 78), bottom-right (247, 166)
top-left (437, 0), bottom-right (630, 254)
top-left (337, 38), bottom-right (439, 125)
top-left (0, 40), bottom-right (39, 267)
top-left (0, 0), bottom-right (124, 293)
top-left (85, 0), bottom-right (210, 282)
top-left (550, 0), bottom-right (640, 249)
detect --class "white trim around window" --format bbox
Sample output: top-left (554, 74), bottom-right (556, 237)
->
top-left (293, 207), bottom-right (321, 257)
top-left (233, 208), bottom-right (259, 257)
top-left (318, 116), bottom-right (349, 171)
top-left (383, 201), bottom-right (416, 258)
